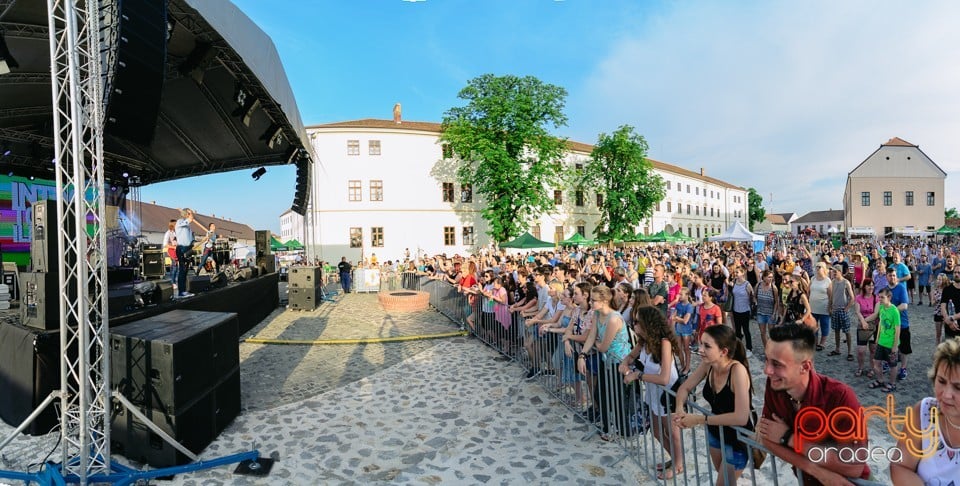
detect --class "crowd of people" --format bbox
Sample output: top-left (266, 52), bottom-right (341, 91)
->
top-left (390, 238), bottom-right (960, 485)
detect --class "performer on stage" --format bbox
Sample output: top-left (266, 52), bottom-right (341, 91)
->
top-left (174, 208), bottom-right (197, 299)
top-left (163, 219), bottom-right (178, 293)
top-left (198, 222), bottom-right (218, 274)
top-left (338, 256), bottom-right (352, 294)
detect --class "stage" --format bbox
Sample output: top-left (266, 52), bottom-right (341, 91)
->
top-left (0, 272), bottom-right (279, 437)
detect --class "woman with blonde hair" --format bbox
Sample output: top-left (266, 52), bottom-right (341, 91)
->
top-left (578, 285), bottom-right (632, 441)
top-left (890, 337), bottom-right (960, 483)
top-left (933, 273), bottom-right (950, 344)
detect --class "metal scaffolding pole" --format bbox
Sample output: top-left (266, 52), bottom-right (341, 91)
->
top-left (47, 0), bottom-right (112, 482)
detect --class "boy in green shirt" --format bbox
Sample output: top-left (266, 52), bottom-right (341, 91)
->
top-left (868, 288), bottom-right (901, 392)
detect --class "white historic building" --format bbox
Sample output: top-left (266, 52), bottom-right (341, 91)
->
top-left (843, 137), bottom-right (946, 237)
top-left (299, 117), bottom-right (749, 262)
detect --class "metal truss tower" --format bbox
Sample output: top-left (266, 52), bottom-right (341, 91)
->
top-left (46, 0), bottom-right (114, 481)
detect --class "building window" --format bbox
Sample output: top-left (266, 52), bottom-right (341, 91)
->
top-left (710, 207), bottom-right (713, 217)
top-left (861, 192), bottom-right (870, 206)
top-left (531, 225), bottom-right (541, 240)
top-left (554, 190), bottom-right (562, 205)
top-left (370, 180), bottom-right (383, 201)
top-left (905, 191), bottom-right (914, 206)
top-left (443, 226), bottom-right (455, 246)
top-left (368, 140), bottom-right (381, 155)
top-left (667, 181), bottom-right (672, 190)
top-left (696, 227), bottom-right (701, 239)
top-left (462, 226), bottom-right (475, 246)
top-left (677, 203), bottom-right (682, 214)
top-left (442, 144), bottom-right (453, 159)
top-left (461, 184), bottom-right (472, 203)
top-left (348, 180), bottom-right (361, 201)
top-left (596, 193), bottom-right (603, 207)
top-left (371, 227), bottom-right (384, 247)
top-left (349, 227), bottom-right (362, 248)
top-left (656, 202), bottom-right (661, 212)
top-left (442, 182), bottom-right (454, 202)
top-left (686, 204), bottom-right (691, 215)
top-left (883, 191), bottom-right (892, 206)
top-left (554, 226), bottom-right (564, 243)
top-left (667, 202), bottom-right (672, 212)
top-left (687, 227), bottom-right (692, 237)
top-left (928, 192), bottom-right (936, 206)
top-left (575, 163), bottom-right (583, 172)
top-left (347, 140), bottom-right (360, 156)
top-left (575, 190), bottom-right (584, 207)
top-left (687, 184), bottom-right (691, 193)
top-left (696, 187), bottom-right (699, 196)
top-left (695, 206), bottom-right (699, 215)
top-left (577, 225), bottom-right (585, 237)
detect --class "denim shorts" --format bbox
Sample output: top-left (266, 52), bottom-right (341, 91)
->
top-left (756, 313), bottom-right (772, 325)
top-left (707, 429), bottom-right (749, 470)
top-left (676, 323), bottom-right (694, 337)
top-left (813, 313), bottom-right (831, 336)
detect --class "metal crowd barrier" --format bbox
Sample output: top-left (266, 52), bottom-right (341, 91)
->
top-left (401, 273), bottom-right (797, 485)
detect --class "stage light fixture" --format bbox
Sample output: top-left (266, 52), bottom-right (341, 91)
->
top-left (1, 143), bottom-right (10, 156)
top-left (28, 176), bottom-right (35, 181)
top-left (251, 167), bottom-right (266, 181)
top-left (122, 171), bottom-right (129, 178)
top-left (260, 124), bottom-right (284, 149)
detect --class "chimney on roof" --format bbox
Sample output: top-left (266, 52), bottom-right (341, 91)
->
top-left (393, 103), bottom-right (402, 124)
top-left (700, 168), bottom-right (705, 177)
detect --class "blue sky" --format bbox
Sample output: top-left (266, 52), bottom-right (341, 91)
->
top-left (142, 0), bottom-right (960, 232)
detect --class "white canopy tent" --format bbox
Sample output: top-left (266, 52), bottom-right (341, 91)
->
top-left (709, 221), bottom-right (765, 242)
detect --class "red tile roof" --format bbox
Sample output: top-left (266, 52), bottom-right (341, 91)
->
top-left (882, 137), bottom-right (916, 147)
top-left (308, 119), bottom-right (745, 190)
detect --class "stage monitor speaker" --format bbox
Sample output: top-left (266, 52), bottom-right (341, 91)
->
top-left (104, 0), bottom-right (167, 145)
top-left (30, 199), bottom-right (56, 273)
top-left (209, 271), bottom-right (229, 289)
top-left (257, 257), bottom-right (275, 276)
top-left (288, 266), bottom-right (320, 289)
top-left (154, 280), bottom-right (174, 303)
top-left (110, 310), bottom-right (240, 413)
top-left (111, 367), bottom-right (240, 467)
top-left (187, 275), bottom-right (211, 293)
top-left (232, 267), bottom-right (256, 282)
top-left (141, 250), bottom-right (165, 279)
top-left (20, 272), bottom-right (60, 330)
top-left (255, 230), bottom-right (271, 258)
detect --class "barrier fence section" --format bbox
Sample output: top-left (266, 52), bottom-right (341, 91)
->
top-left (401, 273), bottom-right (809, 485)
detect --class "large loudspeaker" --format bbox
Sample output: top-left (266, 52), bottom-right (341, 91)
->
top-left (255, 230), bottom-right (271, 258)
top-left (111, 368), bottom-right (240, 467)
top-left (288, 266), bottom-right (320, 289)
top-left (288, 287), bottom-right (319, 311)
top-left (20, 272), bottom-right (59, 330)
top-left (110, 310), bottom-right (240, 413)
top-left (104, 0), bottom-right (167, 145)
top-left (187, 275), bottom-right (211, 293)
top-left (30, 199), bottom-right (56, 273)
top-left (141, 249), bottom-right (165, 279)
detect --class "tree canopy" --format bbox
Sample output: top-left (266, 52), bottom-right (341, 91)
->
top-left (946, 207), bottom-right (959, 220)
top-left (440, 74), bottom-right (568, 243)
top-left (747, 187), bottom-right (765, 231)
top-left (583, 125), bottom-right (665, 240)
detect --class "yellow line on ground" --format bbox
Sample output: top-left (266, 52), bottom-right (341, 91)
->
top-left (242, 331), bottom-right (468, 345)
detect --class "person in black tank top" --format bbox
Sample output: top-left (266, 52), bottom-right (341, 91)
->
top-left (672, 326), bottom-right (756, 485)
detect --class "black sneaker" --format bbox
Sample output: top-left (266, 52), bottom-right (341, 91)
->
top-left (525, 368), bottom-right (541, 380)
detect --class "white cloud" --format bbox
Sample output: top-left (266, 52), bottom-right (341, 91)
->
top-left (570, 0), bottom-right (960, 214)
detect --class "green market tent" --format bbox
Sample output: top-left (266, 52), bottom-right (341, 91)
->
top-left (672, 230), bottom-right (695, 242)
top-left (270, 236), bottom-right (288, 252)
top-left (284, 239), bottom-right (304, 250)
top-left (500, 232), bottom-right (556, 249)
top-left (561, 233), bottom-right (597, 246)
top-left (644, 230), bottom-right (670, 243)
top-left (936, 225), bottom-right (958, 235)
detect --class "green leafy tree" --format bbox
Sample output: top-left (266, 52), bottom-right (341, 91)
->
top-left (583, 125), bottom-right (665, 240)
top-left (946, 207), bottom-right (959, 219)
top-left (747, 187), bottom-right (765, 231)
top-left (440, 74), bottom-right (568, 243)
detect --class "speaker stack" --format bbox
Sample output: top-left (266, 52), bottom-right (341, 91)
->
top-left (22, 200), bottom-right (74, 330)
top-left (254, 230), bottom-right (275, 275)
top-left (141, 248), bottom-right (166, 279)
top-left (110, 310), bottom-right (240, 467)
top-left (287, 266), bottom-right (321, 311)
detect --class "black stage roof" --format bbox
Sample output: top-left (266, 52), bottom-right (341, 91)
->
top-left (0, 0), bottom-right (315, 186)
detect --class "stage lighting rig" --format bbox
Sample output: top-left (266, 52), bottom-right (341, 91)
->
top-left (260, 124), bottom-right (284, 149)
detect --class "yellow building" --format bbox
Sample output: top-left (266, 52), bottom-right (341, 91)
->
top-left (843, 137), bottom-right (946, 238)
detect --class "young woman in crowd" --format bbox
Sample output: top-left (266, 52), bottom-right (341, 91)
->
top-left (890, 337), bottom-right (960, 482)
top-left (780, 274), bottom-right (814, 332)
top-left (808, 262), bottom-right (832, 352)
top-left (726, 267), bottom-right (756, 357)
top-left (542, 286), bottom-right (584, 407)
top-left (615, 282), bottom-right (634, 328)
top-left (620, 306), bottom-right (684, 480)
top-left (754, 270), bottom-right (779, 353)
top-left (673, 325), bottom-right (754, 486)
top-left (563, 282), bottom-right (595, 411)
top-left (934, 273), bottom-right (950, 344)
top-left (457, 261), bottom-right (479, 331)
top-left (854, 279), bottom-right (878, 378)
top-left (578, 286), bottom-right (632, 441)
top-left (672, 288), bottom-right (695, 374)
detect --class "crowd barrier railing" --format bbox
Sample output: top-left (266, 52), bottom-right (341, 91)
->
top-left (400, 273), bottom-right (799, 485)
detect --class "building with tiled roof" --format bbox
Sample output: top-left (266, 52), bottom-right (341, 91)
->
top-left (842, 137), bottom-right (945, 237)
top-left (793, 210), bottom-right (845, 236)
top-left (753, 212), bottom-right (796, 234)
top-left (300, 113), bottom-right (748, 260)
